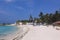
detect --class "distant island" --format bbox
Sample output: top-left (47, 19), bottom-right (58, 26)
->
top-left (0, 23), bottom-right (11, 26)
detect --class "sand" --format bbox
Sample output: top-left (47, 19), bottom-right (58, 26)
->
top-left (22, 25), bottom-right (60, 40)
top-left (0, 25), bottom-right (60, 40)
top-left (0, 25), bottom-right (29, 40)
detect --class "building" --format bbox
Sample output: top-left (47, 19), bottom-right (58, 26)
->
top-left (53, 21), bottom-right (60, 30)
top-left (53, 21), bottom-right (60, 26)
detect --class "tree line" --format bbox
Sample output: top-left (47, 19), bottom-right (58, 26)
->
top-left (38, 11), bottom-right (60, 24)
top-left (16, 10), bottom-right (60, 24)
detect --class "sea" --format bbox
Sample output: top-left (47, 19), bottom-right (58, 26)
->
top-left (0, 26), bottom-right (18, 37)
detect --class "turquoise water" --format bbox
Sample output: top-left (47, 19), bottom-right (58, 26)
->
top-left (0, 26), bottom-right (18, 36)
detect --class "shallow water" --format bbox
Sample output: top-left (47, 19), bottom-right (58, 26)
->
top-left (0, 26), bottom-right (18, 37)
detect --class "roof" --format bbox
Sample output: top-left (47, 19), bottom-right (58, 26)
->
top-left (55, 21), bottom-right (60, 23)
top-left (53, 21), bottom-right (60, 24)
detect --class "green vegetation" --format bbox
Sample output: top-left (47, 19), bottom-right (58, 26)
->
top-left (16, 20), bottom-right (20, 25)
top-left (21, 20), bottom-right (29, 24)
top-left (16, 10), bottom-right (60, 25)
top-left (38, 10), bottom-right (60, 24)
top-left (16, 20), bottom-right (29, 25)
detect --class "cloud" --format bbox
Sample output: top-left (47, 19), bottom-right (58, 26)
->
top-left (5, 0), bottom-right (12, 2)
top-left (21, 0), bottom-right (34, 8)
top-left (0, 10), bottom-right (6, 14)
top-left (0, 10), bottom-right (9, 15)
top-left (17, 7), bottom-right (24, 10)
top-left (15, 6), bottom-right (25, 10)
top-left (5, 0), bottom-right (14, 3)
top-left (16, 0), bottom-right (34, 7)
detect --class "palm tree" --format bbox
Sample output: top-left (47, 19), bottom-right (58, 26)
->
top-left (29, 15), bottom-right (33, 22)
top-left (39, 12), bottom-right (44, 23)
top-left (16, 20), bottom-right (20, 25)
top-left (44, 13), bottom-right (49, 24)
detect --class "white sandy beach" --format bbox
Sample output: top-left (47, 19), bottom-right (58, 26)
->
top-left (0, 25), bottom-right (60, 40)
top-left (22, 25), bottom-right (60, 40)
top-left (0, 25), bottom-right (29, 40)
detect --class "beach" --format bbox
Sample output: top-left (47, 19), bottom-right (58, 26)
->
top-left (0, 25), bottom-right (60, 40)
top-left (0, 25), bottom-right (29, 40)
top-left (22, 25), bottom-right (60, 40)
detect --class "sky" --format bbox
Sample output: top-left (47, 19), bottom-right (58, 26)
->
top-left (0, 0), bottom-right (60, 23)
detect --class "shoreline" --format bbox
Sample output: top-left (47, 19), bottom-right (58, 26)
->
top-left (0, 25), bottom-right (29, 40)
top-left (0, 25), bottom-right (60, 40)
top-left (12, 25), bottom-right (29, 40)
